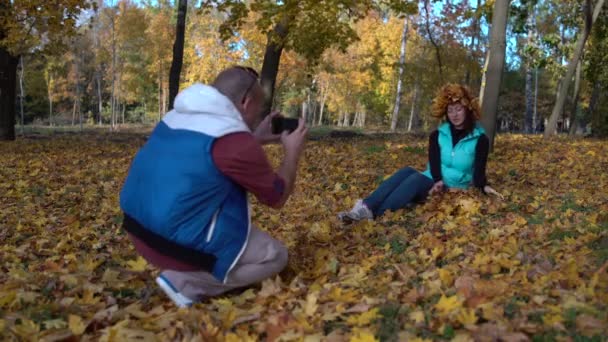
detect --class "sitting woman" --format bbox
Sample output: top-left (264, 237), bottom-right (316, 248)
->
top-left (338, 83), bottom-right (501, 223)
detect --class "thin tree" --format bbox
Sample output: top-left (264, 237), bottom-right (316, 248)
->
top-left (168, 0), bottom-right (187, 111)
top-left (391, 17), bottom-right (409, 132)
top-left (545, 0), bottom-right (606, 137)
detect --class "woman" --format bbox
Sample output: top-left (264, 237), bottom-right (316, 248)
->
top-left (338, 83), bottom-right (501, 223)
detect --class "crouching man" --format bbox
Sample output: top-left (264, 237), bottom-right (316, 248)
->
top-left (119, 66), bottom-right (307, 307)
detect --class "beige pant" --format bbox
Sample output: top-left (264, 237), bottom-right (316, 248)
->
top-left (160, 226), bottom-right (288, 300)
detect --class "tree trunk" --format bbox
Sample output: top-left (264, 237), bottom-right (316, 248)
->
top-left (96, 71), bottom-right (103, 125)
top-left (478, 49), bottom-right (490, 106)
top-left (525, 66), bottom-right (534, 133)
top-left (588, 81), bottom-right (601, 135)
top-left (480, 0), bottom-right (509, 150)
top-left (343, 111), bottom-right (350, 127)
top-left (110, 13), bottom-right (117, 131)
top-left (569, 60), bottom-right (582, 135)
top-left (545, 0), bottom-right (605, 137)
top-left (18, 56), bottom-right (25, 133)
top-left (158, 63), bottom-right (163, 121)
top-left (47, 73), bottom-right (53, 127)
top-left (72, 101), bottom-right (77, 126)
top-left (423, 0), bottom-right (443, 82)
top-left (0, 46), bottom-right (17, 141)
top-left (122, 102), bottom-right (126, 125)
top-left (391, 17), bottom-right (409, 132)
top-left (533, 67), bottom-right (538, 132)
top-left (361, 110), bottom-right (366, 128)
top-left (301, 99), bottom-right (308, 122)
top-left (408, 80), bottom-right (419, 132)
top-left (168, 0), bottom-right (187, 110)
top-left (465, 0), bottom-right (481, 86)
top-left (318, 85), bottom-right (327, 126)
top-left (260, 19), bottom-right (291, 117)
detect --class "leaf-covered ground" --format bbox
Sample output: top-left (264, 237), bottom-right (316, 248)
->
top-left (1, 132), bottom-right (607, 341)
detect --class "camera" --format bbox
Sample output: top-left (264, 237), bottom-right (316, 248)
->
top-left (271, 117), bottom-right (299, 134)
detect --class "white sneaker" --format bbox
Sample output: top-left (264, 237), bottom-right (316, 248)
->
top-left (338, 199), bottom-right (374, 223)
top-left (156, 275), bottom-right (194, 308)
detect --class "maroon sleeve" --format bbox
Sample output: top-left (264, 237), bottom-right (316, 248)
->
top-left (212, 132), bottom-right (285, 206)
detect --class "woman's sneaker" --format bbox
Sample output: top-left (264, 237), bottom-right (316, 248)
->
top-left (338, 199), bottom-right (374, 223)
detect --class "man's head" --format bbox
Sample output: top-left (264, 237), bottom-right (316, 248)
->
top-left (212, 66), bottom-right (265, 130)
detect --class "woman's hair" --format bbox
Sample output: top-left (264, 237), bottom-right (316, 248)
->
top-left (430, 84), bottom-right (481, 129)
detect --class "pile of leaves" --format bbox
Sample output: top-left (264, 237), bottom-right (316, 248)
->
top-left (1, 133), bottom-right (607, 341)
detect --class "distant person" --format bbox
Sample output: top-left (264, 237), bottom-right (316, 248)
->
top-left (120, 66), bottom-right (308, 307)
top-left (338, 83), bottom-right (502, 223)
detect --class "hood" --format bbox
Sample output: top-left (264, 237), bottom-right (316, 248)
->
top-left (162, 83), bottom-right (250, 137)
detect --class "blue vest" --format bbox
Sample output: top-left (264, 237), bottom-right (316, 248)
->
top-left (422, 122), bottom-right (485, 189)
top-left (120, 121), bottom-right (250, 283)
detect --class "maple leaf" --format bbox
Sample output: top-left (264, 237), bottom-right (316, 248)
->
top-left (434, 295), bottom-right (462, 315)
top-left (125, 256), bottom-right (147, 272)
top-left (347, 308), bottom-right (379, 326)
top-left (456, 308), bottom-right (477, 326)
top-left (304, 292), bottom-right (319, 316)
top-left (68, 314), bottom-right (87, 335)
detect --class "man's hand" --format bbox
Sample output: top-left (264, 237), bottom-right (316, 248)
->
top-left (280, 118), bottom-right (308, 159)
top-left (273, 119), bottom-right (308, 209)
top-left (484, 185), bottom-right (504, 200)
top-left (429, 180), bottom-right (445, 195)
top-left (253, 111), bottom-right (281, 145)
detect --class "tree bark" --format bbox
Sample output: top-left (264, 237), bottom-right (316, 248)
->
top-left (525, 66), bottom-right (534, 133)
top-left (46, 72), bottom-right (53, 127)
top-left (545, 0), bottom-right (605, 137)
top-left (569, 60), bottom-right (582, 134)
top-left (480, 0), bottom-right (510, 150)
top-left (18, 56), bottom-right (25, 132)
top-left (168, 0), bottom-right (187, 110)
top-left (466, 0), bottom-right (481, 86)
top-left (408, 80), bottom-right (419, 132)
top-left (260, 19), bottom-right (291, 117)
top-left (110, 12), bottom-right (117, 131)
top-left (318, 83), bottom-right (327, 126)
top-left (423, 0), bottom-right (443, 82)
top-left (478, 49), bottom-right (490, 106)
top-left (391, 17), bottom-right (409, 132)
top-left (0, 46), bottom-right (18, 141)
top-left (588, 81), bottom-right (601, 135)
top-left (96, 71), bottom-right (103, 125)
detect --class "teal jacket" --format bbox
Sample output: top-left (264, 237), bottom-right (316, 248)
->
top-left (422, 122), bottom-right (486, 189)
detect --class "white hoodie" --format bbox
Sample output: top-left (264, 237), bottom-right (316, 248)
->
top-left (162, 83), bottom-right (251, 137)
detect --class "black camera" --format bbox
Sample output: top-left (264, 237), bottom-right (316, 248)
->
top-left (271, 117), bottom-right (299, 134)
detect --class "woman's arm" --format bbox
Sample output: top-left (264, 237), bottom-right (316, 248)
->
top-left (429, 130), bottom-right (442, 182)
top-left (473, 134), bottom-right (489, 190)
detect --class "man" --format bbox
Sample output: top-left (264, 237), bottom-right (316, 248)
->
top-left (120, 66), bottom-right (308, 307)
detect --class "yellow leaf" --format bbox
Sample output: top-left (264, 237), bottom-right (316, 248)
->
top-left (347, 308), bottom-right (379, 326)
top-left (43, 318), bottom-right (68, 330)
top-left (543, 313), bottom-right (563, 326)
top-left (68, 314), bottom-right (87, 335)
top-left (13, 319), bottom-right (39, 339)
top-left (304, 292), bottom-right (319, 317)
top-left (456, 308), bottom-right (477, 326)
top-left (410, 310), bottom-right (425, 324)
top-left (126, 256), bottom-right (147, 272)
top-left (435, 295), bottom-right (462, 315)
top-left (438, 268), bottom-right (454, 287)
top-left (350, 328), bottom-right (378, 342)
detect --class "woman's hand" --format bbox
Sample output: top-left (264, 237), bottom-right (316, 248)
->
top-left (429, 180), bottom-right (445, 195)
top-left (483, 185), bottom-right (504, 200)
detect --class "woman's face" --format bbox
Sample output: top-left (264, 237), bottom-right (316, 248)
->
top-left (447, 102), bottom-right (466, 129)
